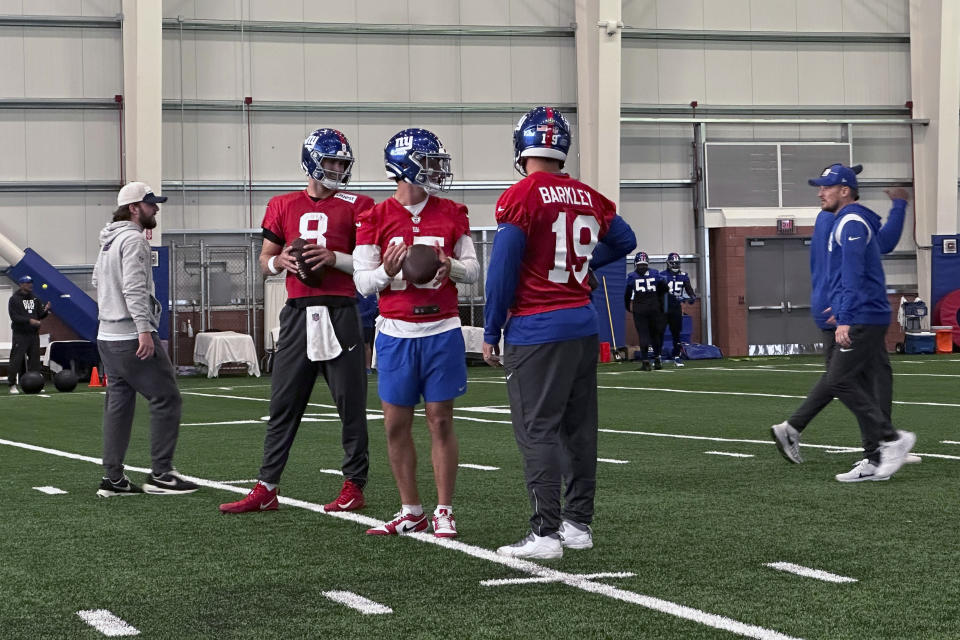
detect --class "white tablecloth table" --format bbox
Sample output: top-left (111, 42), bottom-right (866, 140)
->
top-left (193, 331), bottom-right (261, 378)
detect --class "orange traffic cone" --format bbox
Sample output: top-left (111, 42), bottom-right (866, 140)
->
top-left (89, 367), bottom-right (104, 387)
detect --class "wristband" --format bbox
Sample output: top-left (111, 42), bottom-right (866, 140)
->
top-left (267, 255), bottom-right (281, 275)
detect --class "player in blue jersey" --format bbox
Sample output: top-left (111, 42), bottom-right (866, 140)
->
top-left (659, 252), bottom-right (696, 367)
top-left (771, 164), bottom-right (909, 467)
top-left (624, 252), bottom-right (667, 371)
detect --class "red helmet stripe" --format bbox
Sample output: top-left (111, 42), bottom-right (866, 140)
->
top-left (544, 107), bottom-right (554, 147)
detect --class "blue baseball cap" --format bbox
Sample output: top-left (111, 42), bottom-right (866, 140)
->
top-left (808, 163), bottom-right (862, 189)
top-left (17, 275), bottom-right (32, 284)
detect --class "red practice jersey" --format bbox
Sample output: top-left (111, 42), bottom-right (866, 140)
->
top-left (355, 196), bottom-right (470, 322)
top-left (262, 189), bottom-right (375, 299)
top-left (496, 172), bottom-right (616, 316)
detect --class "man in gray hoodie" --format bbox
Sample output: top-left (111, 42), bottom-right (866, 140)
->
top-left (92, 181), bottom-right (198, 497)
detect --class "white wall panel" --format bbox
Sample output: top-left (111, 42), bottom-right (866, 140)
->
top-left (407, 0), bottom-right (460, 25)
top-left (352, 113), bottom-right (412, 181)
top-left (303, 36), bottom-right (358, 102)
top-left (247, 0), bottom-right (302, 22)
top-left (410, 37), bottom-right (461, 102)
top-left (83, 191), bottom-right (115, 262)
top-left (0, 0), bottom-right (22, 13)
top-left (27, 0), bottom-right (82, 15)
top-left (0, 112), bottom-right (25, 180)
top-left (704, 46), bottom-right (753, 104)
top-left (82, 111), bottom-right (120, 179)
top-left (163, 31), bottom-right (199, 99)
top-left (82, 0), bottom-right (120, 16)
top-left (655, 0), bottom-right (703, 30)
top-left (657, 125), bottom-right (694, 179)
top-left (621, 124), bottom-right (664, 179)
top-left (356, 37), bottom-right (411, 102)
top-left (460, 115), bottom-right (516, 180)
top-left (751, 47), bottom-right (799, 104)
top-left (250, 114), bottom-right (307, 180)
top-left (460, 0), bottom-right (507, 25)
top-left (81, 28), bottom-right (121, 97)
top-left (621, 45), bottom-right (659, 103)
top-left (194, 0), bottom-right (243, 21)
top-left (194, 34), bottom-right (244, 99)
top-left (842, 45), bottom-right (891, 104)
top-left (749, 0), bottom-right (797, 31)
top-left (194, 112), bottom-right (248, 180)
top-left (0, 28), bottom-right (25, 97)
top-left (796, 45), bottom-right (843, 104)
top-left (459, 38), bottom-right (511, 103)
top-left (162, 0), bottom-right (194, 19)
top-left (657, 44), bottom-right (705, 104)
top-left (509, 0), bottom-right (570, 27)
top-left (303, 1), bottom-right (357, 23)
top-left (356, 0), bottom-right (408, 24)
top-left (25, 194), bottom-right (87, 263)
top-left (458, 190), bottom-right (499, 228)
top-left (704, 0), bottom-right (751, 30)
top-left (0, 194), bottom-right (28, 260)
top-left (797, 0), bottom-right (841, 32)
top-left (23, 29), bottom-right (84, 97)
top-left (250, 35), bottom-right (305, 102)
top-left (25, 111), bottom-right (85, 180)
top-left (509, 39), bottom-right (575, 104)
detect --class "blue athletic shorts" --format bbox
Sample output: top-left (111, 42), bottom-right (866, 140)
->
top-left (375, 328), bottom-right (467, 406)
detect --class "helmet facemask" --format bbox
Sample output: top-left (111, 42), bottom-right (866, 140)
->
top-left (310, 152), bottom-right (354, 191)
top-left (409, 150), bottom-right (453, 194)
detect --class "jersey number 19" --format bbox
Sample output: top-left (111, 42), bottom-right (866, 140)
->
top-left (548, 211), bottom-right (599, 284)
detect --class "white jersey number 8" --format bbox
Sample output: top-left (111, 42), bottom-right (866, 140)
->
top-left (547, 211), bottom-right (600, 284)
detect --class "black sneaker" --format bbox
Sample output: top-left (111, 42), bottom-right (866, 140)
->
top-left (97, 475), bottom-right (144, 498)
top-left (653, 358), bottom-right (663, 370)
top-left (143, 469), bottom-right (199, 495)
top-left (639, 360), bottom-right (652, 372)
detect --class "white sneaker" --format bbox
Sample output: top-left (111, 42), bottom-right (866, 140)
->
top-left (496, 532), bottom-right (562, 560)
top-left (770, 421), bottom-right (803, 464)
top-left (9, 385), bottom-right (18, 394)
top-left (835, 459), bottom-right (888, 483)
top-left (558, 520), bottom-right (593, 550)
top-left (432, 508), bottom-right (457, 539)
top-left (673, 357), bottom-right (684, 368)
top-left (875, 430), bottom-right (917, 479)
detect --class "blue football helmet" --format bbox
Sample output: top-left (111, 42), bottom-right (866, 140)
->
top-left (301, 128), bottom-right (354, 190)
top-left (384, 128), bottom-right (452, 194)
top-left (513, 106), bottom-right (572, 176)
top-left (634, 251), bottom-right (649, 266)
top-left (666, 252), bottom-right (681, 272)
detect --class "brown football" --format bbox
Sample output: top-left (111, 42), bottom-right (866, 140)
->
top-left (290, 237), bottom-right (325, 288)
top-left (402, 244), bottom-right (442, 285)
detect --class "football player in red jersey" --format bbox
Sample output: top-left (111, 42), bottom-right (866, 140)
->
top-left (220, 129), bottom-right (374, 515)
top-left (483, 107), bottom-right (636, 559)
top-left (354, 128), bottom-right (480, 538)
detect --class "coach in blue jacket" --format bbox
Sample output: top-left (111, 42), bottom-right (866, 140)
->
top-left (771, 164), bottom-right (908, 465)
top-left (803, 164), bottom-right (915, 482)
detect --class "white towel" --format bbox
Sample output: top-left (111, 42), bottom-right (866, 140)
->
top-left (306, 306), bottom-right (342, 361)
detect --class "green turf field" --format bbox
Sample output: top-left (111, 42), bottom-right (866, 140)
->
top-left (2, 354), bottom-right (960, 639)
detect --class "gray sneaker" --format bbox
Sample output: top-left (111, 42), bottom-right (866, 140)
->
top-left (770, 421), bottom-right (803, 464)
top-left (875, 430), bottom-right (917, 479)
top-left (558, 520), bottom-right (593, 550)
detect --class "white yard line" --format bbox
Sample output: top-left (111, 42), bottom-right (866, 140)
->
top-left (704, 452), bottom-right (754, 458)
top-left (698, 367), bottom-right (960, 379)
top-left (458, 406), bottom-right (513, 414)
top-left (598, 458), bottom-right (630, 464)
top-left (459, 463), bottom-right (500, 471)
top-left (33, 486), bottom-right (67, 494)
top-left (599, 429), bottom-right (956, 461)
top-left (765, 562), bottom-right (857, 584)
top-left (2, 437), bottom-right (802, 640)
top-left (76, 610), bottom-right (140, 637)
top-left (182, 420), bottom-right (263, 426)
top-left (941, 441), bottom-right (960, 445)
top-left (321, 591), bottom-right (393, 615)
top-left (220, 479), bottom-right (259, 485)
top-left (481, 571), bottom-right (635, 586)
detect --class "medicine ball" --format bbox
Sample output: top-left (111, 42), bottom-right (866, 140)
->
top-left (54, 370), bottom-right (78, 392)
top-left (19, 371), bottom-right (45, 394)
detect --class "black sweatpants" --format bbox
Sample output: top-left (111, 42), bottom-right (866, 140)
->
top-left (790, 328), bottom-right (893, 433)
top-left (503, 334), bottom-right (599, 537)
top-left (632, 297), bottom-right (663, 361)
top-left (7, 330), bottom-right (40, 385)
top-left (259, 302), bottom-right (369, 486)
top-left (662, 304), bottom-right (684, 359)
top-left (824, 324), bottom-right (896, 462)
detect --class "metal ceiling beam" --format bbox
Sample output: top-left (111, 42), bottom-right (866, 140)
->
top-left (162, 100), bottom-right (576, 114)
top-left (0, 98), bottom-right (119, 110)
top-left (0, 15), bottom-right (120, 28)
top-left (621, 28), bottom-right (909, 44)
top-left (622, 117), bottom-right (929, 125)
top-left (621, 104), bottom-right (913, 117)
top-left (162, 18), bottom-right (574, 37)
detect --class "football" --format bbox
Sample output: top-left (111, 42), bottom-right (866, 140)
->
top-left (290, 237), bottom-right (326, 288)
top-left (402, 244), bottom-right (442, 285)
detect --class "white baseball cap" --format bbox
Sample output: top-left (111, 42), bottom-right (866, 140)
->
top-left (117, 181), bottom-right (168, 207)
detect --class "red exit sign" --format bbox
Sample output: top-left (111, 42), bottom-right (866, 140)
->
top-left (777, 218), bottom-right (795, 234)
